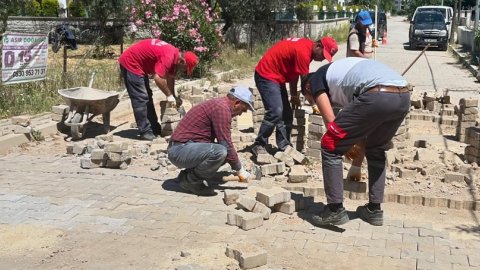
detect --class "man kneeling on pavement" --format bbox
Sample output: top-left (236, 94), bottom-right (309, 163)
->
top-left (301, 57), bottom-right (411, 226)
top-left (167, 86), bottom-right (254, 196)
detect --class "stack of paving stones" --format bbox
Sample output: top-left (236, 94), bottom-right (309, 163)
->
top-left (291, 109), bottom-right (306, 152)
top-left (225, 187), bottom-right (304, 230)
top-left (251, 87), bottom-right (264, 135)
top-left (159, 101), bottom-right (182, 137)
top-left (465, 126), bottom-right (480, 164)
top-left (51, 104), bottom-right (70, 123)
top-left (66, 134), bottom-right (133, 169)
top-left (10, 115), bottom-right (32, 134)
top-left (391, 113), bottom-right (410, 150)
top-left (410, 95), bottom-right (457, 127)
top-left (226, 243), bottom-right (267, 269)
top-left (305, 114), bottom-right (325, 159)
top-left (456, 98), bottom-right (479, 142)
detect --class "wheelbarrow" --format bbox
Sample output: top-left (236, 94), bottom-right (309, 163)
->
top-left (58, 87), bottom-right (120, 140)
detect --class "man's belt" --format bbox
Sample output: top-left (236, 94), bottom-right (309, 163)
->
top-left (367, 85), bottom-right (410, 93)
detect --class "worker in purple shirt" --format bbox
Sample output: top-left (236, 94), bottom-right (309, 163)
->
top-left (167, 86), bottom-right (254, 196)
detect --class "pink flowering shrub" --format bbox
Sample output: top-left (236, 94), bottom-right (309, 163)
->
top-left (128, 0), bottom-right (223, 75)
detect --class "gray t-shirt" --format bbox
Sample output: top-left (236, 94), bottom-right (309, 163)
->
top-left (309, 58), bottom-right (408, 107)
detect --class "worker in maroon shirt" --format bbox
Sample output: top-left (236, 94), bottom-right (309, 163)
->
top-left (118, 39), bottom-right (198, 141)
top-left (251, 37), bottom-right (338, 156)
top-left (167, 86), bottom-right (254, 196)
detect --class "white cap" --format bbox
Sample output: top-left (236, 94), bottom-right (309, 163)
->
top-left (229, 86), bottom-right (254, 111)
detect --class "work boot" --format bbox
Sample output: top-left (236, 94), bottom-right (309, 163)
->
top-left (178, 170), bottom-right (217, 196)
top-left (356, 204), bottom-right (384, 226)
top-left (251, 144), bottom-right (267, 156)
top-left (140, 131), bottom-right (156, 141)
top-left (312, 206), bottom-right (349, 226)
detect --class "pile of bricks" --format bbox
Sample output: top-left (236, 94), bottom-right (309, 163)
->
top-left (51, 104), bottom-right (69, 123)
top-left (66, 135), bottom-right (134, 169)
top-left (225, 187), bottom-right (303, 230)
top-left (10, 115), bottom-right (32, 134)
top-left (305, 114), bottom-right (325, 159)
top-left (159, 101), bottom-right (182, 137)
top-left (391, 113), bottom-right (410, 149)
top-left (291, 109), bottom-right (306, 152)
top-left (456, 98), bottom-right (478, 142)
top-left (251, 87), bottom-right (264, 135)
top-left (465, 126), bottom-right (480, 164)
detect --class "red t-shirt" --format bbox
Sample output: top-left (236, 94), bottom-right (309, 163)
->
top-left (118, 39), bottom-right (179, 77)
top-left (255, 38), bottom-right (314, 84)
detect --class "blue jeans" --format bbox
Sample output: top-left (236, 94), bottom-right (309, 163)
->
top-left (254, 72), bottom-right (292, 150)
top-left (167, 142), bottom-right (228, 182)
top-left (120, 65), bottom-right (161, 135)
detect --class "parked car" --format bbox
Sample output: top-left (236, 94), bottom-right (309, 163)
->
top-left (412, 5), bottom-right (453, 39)
top-left (350, 11), bottom-right (387, 40)
top-left (409, 10), bottom-right (449, 51)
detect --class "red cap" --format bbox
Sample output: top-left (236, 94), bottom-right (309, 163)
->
top-left (320, 37), bottom-right (338, 62)
top-left (184, 51), bottom-right (198, 76)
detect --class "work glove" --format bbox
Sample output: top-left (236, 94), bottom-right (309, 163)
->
top-left (236, 167), bottom-right (251, 183)
top-left (290, 95), bottom-right (301, 110)
top-left (312, 105), bottom-right (321, 115)
top-left (347, 165), bottom-right (362, 182)
top-left (372, 39), bottom-right (379, 48)
top-left (345, 144), bottom-right (362, 161)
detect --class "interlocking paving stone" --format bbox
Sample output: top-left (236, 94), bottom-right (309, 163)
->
top-left (417, 259), bottom-right (454, 270)
top-left (436, 254), bottom-right (469, 266)
top-left (401, 249), bottom-right (435, 262)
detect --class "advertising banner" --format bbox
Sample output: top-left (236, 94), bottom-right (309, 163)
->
top-left (1, 32), bottom-right (48, 85)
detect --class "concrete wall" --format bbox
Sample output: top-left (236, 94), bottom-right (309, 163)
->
top-left (3, 16), bottom-right (124, 44)
top-left (224, 18), bottom-right (349, 45)
top-left (457, 26), bottom-right (475, 51)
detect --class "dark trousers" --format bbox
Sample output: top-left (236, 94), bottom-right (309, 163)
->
top-left (120, 65), bottom-right (161, 135)
top-left (321, 91), bottom-right (411, 204)
top-left (254, 72), bottom-right (293, 150)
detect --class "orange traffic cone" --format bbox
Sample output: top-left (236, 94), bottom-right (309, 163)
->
top-left (382, 31), bottom-right (387, 45)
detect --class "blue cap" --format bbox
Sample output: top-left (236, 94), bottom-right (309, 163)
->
top-left (357, 10), bottom-right (373, 25)
top-left (229, 86), bottom-right (254, 111)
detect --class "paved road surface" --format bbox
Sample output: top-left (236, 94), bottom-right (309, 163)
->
top-left (0, 16), bottom-right (479, 269)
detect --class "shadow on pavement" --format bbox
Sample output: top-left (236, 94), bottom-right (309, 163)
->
top-left (113, 128), bottom-right (142, 140)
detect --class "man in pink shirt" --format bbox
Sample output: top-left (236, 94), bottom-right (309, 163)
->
top-left (118, 39), bottom-right (198, 141)
top-left (251, 37), bottom-right (338, 155)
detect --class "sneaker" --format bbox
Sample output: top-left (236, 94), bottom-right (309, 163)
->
top-left (312, 206), bottom-right (349, 226)
top-left (140, 131), bottom-right (156, 141)
top-left (251, 144), bottom-right (267, 156)
top-left (178, 171), bottom-right (217, 196)
top-left (356, 204), bottom-right (384, 226)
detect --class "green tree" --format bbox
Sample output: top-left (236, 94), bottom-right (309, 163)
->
top-left (24, 0), bottom-right (42, 16)
top-left (128, 0), bottom-right (223, 75)
top-left (68, 0), bottom-right (86, 17)
top-left (42, 0), bottom-right (59, 16)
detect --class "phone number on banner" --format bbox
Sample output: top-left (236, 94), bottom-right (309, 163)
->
top-left (3, 67), bottom-right (47, 82)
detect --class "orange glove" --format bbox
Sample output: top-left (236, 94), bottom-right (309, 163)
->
top-left (372, 39), bottom-right (379, 48)
top-left (312, 105), bottom-right (320, 115)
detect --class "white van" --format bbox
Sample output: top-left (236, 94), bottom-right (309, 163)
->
top-left (412, 6), bottom-right (453, 38)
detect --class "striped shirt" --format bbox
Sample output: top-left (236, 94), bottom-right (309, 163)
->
top-left (170, 97), bottom-right (241, 170)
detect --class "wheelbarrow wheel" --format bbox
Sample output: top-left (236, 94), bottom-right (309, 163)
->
top-left (70, 112), bottom-right (85, 140)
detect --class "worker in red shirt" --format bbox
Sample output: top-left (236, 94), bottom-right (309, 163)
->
top-left (168, 86), bottom-right (254, 196)
top-left (251, 37), bottom-right (338, 156)
top-left (118, 39), bottom-right (198, 141)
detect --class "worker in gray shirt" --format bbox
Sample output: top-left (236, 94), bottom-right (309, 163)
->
top-left (301, 57), bottom-right (410, 226)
